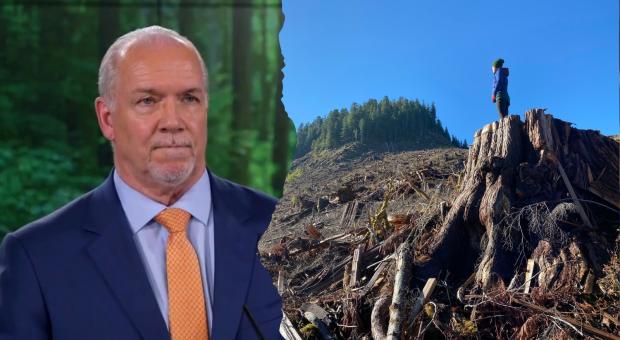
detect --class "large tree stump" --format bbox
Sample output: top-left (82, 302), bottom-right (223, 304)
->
top-left (422, 109), bottom-right (619, 291)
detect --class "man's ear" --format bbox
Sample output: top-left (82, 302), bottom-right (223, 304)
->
top-left (95, 97), bottom-right (115, 141)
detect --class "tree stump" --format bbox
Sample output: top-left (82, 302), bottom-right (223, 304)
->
top-left (422, 109), bottom-right (619, 291)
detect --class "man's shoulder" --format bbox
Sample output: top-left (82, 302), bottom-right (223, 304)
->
top-left (8, 187), bottom-right (96, 250)
top-left (209, 171), bottom-right (278, 216)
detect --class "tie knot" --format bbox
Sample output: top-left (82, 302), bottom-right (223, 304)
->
top-left (155, 208), bottom-right (191, 233)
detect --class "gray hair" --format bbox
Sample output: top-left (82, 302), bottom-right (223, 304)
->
top-left (97, 25), bottom-right (208, 108)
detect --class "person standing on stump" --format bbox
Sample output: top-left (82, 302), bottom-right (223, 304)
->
top-left (491, 58), bottom-right (510, 119)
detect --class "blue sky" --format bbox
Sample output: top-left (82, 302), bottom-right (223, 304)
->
top-left (280, 0), bottom-right (619, 143)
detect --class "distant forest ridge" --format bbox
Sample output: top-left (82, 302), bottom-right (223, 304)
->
top-left (295, 97), bottom-right (468, 158)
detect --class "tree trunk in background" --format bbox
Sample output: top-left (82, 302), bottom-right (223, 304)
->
top-left (98, 1), bottom-right (119, 79)
top-left (259, 4), bottom-right (271, 141)
top-left (422, 109), bottom-right (619, 292)
top-left (231, 0), bottom-right (253, 185)
top-left (97, 0), bottom-right (119, 168)
top-left (178, 0), bottom-right (193, 40)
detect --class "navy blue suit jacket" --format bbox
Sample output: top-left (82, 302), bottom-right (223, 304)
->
top-left (0, 169), bottom-right (284, 339)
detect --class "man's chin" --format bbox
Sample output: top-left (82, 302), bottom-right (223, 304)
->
top-left (148, 162), bottom-right (195, 187)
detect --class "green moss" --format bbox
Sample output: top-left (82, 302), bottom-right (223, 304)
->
top-left (285, 168), bottom-right (303, 183)
top-left (451, 317), bottom-right (477, 337)
top-left (299, 323), bottom-right (318, 337)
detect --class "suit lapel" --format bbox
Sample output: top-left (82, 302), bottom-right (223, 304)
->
top-left (84, 174), bottom-right (170, 340)
top-left (209, 171), bottom-right (258, 340)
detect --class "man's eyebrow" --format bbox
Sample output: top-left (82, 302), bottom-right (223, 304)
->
top-left (131, 88), bottom-right (161, 95)
top-left (181, 88), bottom-right (204, 94)
top-left (130, 88), bottom-right (204, 95)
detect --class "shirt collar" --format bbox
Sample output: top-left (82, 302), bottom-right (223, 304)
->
top-left (113, 169), bottom-right (212, 234)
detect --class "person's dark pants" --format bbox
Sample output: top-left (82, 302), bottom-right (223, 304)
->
top-left (496, 91), bottom-right (510, 119)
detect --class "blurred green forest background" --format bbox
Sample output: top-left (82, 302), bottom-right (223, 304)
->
top-left (0, 0), bottom-right (295, 238)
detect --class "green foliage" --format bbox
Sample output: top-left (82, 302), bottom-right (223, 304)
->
top-left (295, 97), bottom-right (467, 158)
top-left (0, 144), bottom-right (101, 238)
top-left (285, 167), bottom-right (303, 183)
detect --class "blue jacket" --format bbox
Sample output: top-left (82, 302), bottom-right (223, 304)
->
top-left (492, 67), bottom-right (509, 96)
top-left (0, 169), bottom-right (284, 340)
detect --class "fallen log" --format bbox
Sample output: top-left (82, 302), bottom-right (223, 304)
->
top-left (386, 242), bottom-right (412, 340)
top-left (350, 245), bottom-right (363, 288)
top-left (320, 231), bottom-right (353, 244)
top-left (277, 270), bottom-right (286, 294)
top-left (280, 313), bottom-right (303, 340)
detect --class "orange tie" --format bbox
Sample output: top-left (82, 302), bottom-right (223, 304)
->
top-left (155, 208), bottom-right (209, 340)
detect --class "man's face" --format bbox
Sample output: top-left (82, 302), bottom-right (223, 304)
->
top-left (97, 40), bottom-right (208, 193)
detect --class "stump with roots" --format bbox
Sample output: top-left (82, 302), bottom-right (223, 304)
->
top-left (421, 108), bottom-right (619, 292)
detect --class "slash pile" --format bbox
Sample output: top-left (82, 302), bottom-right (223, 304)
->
top-left (260, 109), bottom-right (620, 339)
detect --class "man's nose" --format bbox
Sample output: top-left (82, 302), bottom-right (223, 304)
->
top-left (159, 97), bottom-right (184, 132)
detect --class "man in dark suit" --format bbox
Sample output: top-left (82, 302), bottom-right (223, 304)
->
top-left (0, 26), bottom-right (283, 340)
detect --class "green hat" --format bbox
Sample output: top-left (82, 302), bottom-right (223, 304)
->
top-left (492, 58), bottom-right (505, 68)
